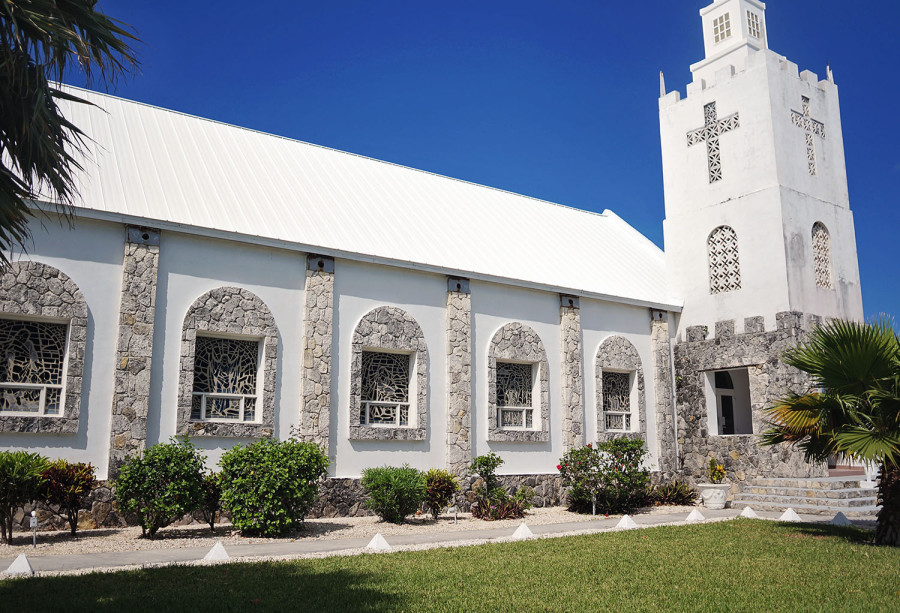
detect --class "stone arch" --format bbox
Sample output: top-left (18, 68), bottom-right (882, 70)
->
top-left (0, 261), bottom-right (87, 433)
top-left (487, 322), bottom-right (550, 442)
top-left (350, 306), bottom-right (427, 441)
top-left (595, 335), bottom-right (646, 442)
top-left (177, 286), bottom-right (278, 437)
top-left (812, 222), bottom-right (833, 289)
top-left (707, 225), bottom-right (741, 294)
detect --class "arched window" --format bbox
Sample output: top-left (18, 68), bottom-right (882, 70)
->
top-left (487, 322), bottom-right (549, 443)
top-left (595, 336), bottom-right (645, 441)
top-left (707, 225), bottom-right (741, 294)
top-left (178, 287), bottom-right (278, 438)
top-left (350, 306), bottom-right (427, 441)
top-left (812, 222), bottom-right (833, 289)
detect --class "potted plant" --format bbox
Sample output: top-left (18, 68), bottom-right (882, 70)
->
top-left (697, 458), bottom-right (729, 510)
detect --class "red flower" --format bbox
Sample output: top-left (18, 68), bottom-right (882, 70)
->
top-left (556, 464), bottom-right (562, 470)
top-left (587, 443), bottom-right (592, 449)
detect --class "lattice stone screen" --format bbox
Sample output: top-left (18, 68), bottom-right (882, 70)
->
top-left (791, 96), bottom-right (826, 176)
top-left (708, 225), bottom-right (742, 294)
top-left (191, 336), bottom-right (260, 422)
top-left (360, 351), bottom-right (411, 427)
top-left (812, 222), bottom-right (833, 289)
top-left (496, 361), bottom-right (533, 429)
top-left (602, 371), bottom-right (631, 432)
top-left (0, 320), bottom-right (67, 415)
top-left (687, 102), bottom-right (740, 184)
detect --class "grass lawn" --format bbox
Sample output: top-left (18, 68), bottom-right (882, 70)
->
top-left (2, 519), bottom-right (898, 612)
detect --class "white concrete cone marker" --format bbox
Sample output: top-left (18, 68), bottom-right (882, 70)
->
top-left (830, 512), bottom-right (852, 527)
top-left (366, 533), bottom-right (392, 552)
top-left (779, 508), bottom-right (802, 522)
top-left (615, 515), bottom-right (638, 530)
top-left (511, 523), bottom-right (534, 540)
top-left (203, 541), bottom-right (230, 561)
top-left (739, 506), bottom-right (759, 519)
top-left (4, 553), bottom-right (34, 576)
top-left (685, 509), bottom-right (705, 522)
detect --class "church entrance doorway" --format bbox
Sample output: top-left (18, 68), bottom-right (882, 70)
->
top-left (706, 368), bottom-right (752, 435)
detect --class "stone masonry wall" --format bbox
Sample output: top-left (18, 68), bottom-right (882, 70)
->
top-left (108, 228), bottom-right (160, 477)
top-left (0, 261), bottom-right (87, 434)
top-left (674, 311), bottom-right (828, 494)
top-left (299, 255), bottom-right (334, 453)
top-left (446, 278), bottom-right (472, 477)
top-left (559, 297), bottom-right (584, 452)
top-left (650, 311), bottom-right (677, 477)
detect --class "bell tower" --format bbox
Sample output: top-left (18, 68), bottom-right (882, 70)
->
top-left (659, 0), bottom-right (863, 336)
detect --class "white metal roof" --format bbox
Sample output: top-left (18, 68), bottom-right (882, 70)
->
top-left (51, 85), bottom-right (679, 309)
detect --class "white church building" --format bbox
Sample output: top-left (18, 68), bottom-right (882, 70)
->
top-left (0, 0), bottom-right (864, 519)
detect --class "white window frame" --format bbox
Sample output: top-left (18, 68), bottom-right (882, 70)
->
top-left (497, 360), bottom-right (538, 431)
top-left (0, 317), bottom-right (70, 418)
top-left (713, 13), bottom-right (732, 43)
top-left (602, 369), bottom-right (635, 433)
top-left (360, 349), bottom-right (415, 428)
top-left (746, 11), bottom-right (762, 39)
top-left (191, 334), bottom-right (263, 424)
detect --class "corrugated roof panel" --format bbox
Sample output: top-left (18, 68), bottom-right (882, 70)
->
top-left (55, 86), bottom-right (678, 308)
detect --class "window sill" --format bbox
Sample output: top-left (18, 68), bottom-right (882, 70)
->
top-left (349, 424), bottom-right (426, 441)
top-left (487, 428), bottom-right (549, 443)
top-left (0, 415), bottom-right (78, 434)
top-left (180, 420), bottom-right (273, 438)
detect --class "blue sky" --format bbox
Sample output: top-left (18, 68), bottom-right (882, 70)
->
top-left (83, 1), bottom-right (898, 319)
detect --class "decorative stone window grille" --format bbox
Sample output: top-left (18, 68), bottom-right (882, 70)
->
top-left (350, 306), bottom-right (427, 441)
top-left (0, 320), bottom-right (68, 416)
top-left (747, 11), bottom-right (761, 39)
top-left (0, 261), bottom-right (87, 434)
top-left (713, 13), bottom-right (731, 43)
top-left (812, 222), bottom-right (833, 289)
top-left (496, 361), bottom-right (534, 429)
top-left (190, 336), bottom-right (261, 423)
top-left (708, 225), bottom-right (742, 294)
top-left (360, 351), bottom-right (411, 427)
top-left (602, 371), bottom-right (631, 432)
top-left (596, 336), bottom-right (645, 442)
top-left (177, 286), bottom-right (278, 438)
top-left (487, 322), bottom-right (549, 443)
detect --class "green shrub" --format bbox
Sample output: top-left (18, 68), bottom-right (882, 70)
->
top-left (199, 472), bottom-right (223, 532)
top-left (469, 453), bottom-right (533, 520)
top-left (361, 465), bottom-right (426, 524)
top-left (651, 480), bottom-right (698, 506)
top-left (220, 439), bottom-right (328, 536)
top-left (41, 460), bottom-right (96, 535)
top-left (423, 469), bottom-right (460, 519)
top-left (115, 438), bottom-right (206, 539)
top-left (0, 451), bottom-right (48, 543)
top-left (558, 438), bottom-right (650, 515)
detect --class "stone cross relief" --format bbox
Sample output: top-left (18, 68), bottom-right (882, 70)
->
top-left (686, 102), bottom-right (741, 183)
top-left (790, 96), bottom-right (825, 176)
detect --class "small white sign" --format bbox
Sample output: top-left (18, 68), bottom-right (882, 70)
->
top-left (29, 517), bottom-right (37, 528)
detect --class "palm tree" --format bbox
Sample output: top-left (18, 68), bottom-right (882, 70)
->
top-left (0, 0), bottom-right (138, 266)
top-left (761, 318), bottom-right (900, 546)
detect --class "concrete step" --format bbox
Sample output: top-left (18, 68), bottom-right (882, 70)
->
top-left (745, 486), bottom-right (877, 500)
top-left (750, 477), bottom-right (872, 490)
top-left (735, 493), bottom-right (876, 508)
top-left (731, 500), bottom-right (880, 518)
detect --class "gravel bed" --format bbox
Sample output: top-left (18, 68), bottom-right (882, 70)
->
top-left (0, 505), bottom-right (697, 558)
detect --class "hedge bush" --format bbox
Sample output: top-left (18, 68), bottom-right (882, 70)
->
top-left (115, 438), bottom-right (206, 538)
top-left (199, 472), bottom-right (223, 532)
top-left (558, 438), bottom-right (650, 515)
top-left (42, 460), bottom-right (96, 535)
top-left (423, 469), bottom-right (460, 519)
top-left (220, 439), bottom-right (328, 536)
top-left (0, 450), bottom-right (48, 543)
top-left (361, 465), bottom-right (426, 524)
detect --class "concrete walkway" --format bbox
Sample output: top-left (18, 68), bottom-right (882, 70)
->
top-left (0, 508), bottom-right (868, 576)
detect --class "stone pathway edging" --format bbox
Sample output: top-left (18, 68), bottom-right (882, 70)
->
top-left (0, 508), bottom-right (870, 579)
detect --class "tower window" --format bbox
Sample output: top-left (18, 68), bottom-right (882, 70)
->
top-left (747, 11), bottom-right (762, 39)
top-left (707, 225), bottom-right (742, 294)
top-left (812, 222), bottom-right (834, 289)
top-left (713, 13), bottom-right (732, 43)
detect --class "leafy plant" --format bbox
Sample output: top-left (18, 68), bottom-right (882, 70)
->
top-left (199, 472), bottom-right (223, 532)
top-left (361, 465), bottom-right (427, 524)
top-left (423, 469), bottom-right (460, 519)
top-left (558, 438), bottom-right (650, 515)
top-left (220, 439), bottom-right (329, 536)
top-left (0, 450), bottom-right (48, 543)
top-left (115, 438), bottom-right (206, 539)
top-left (41, 460), bottom-right (96, 535)
top-left (469, 453), bottom-right (533, 520)
top-left (707, 458), bottom-right (726, 484)
top-left (651, 480), bottom-right (698, 506)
